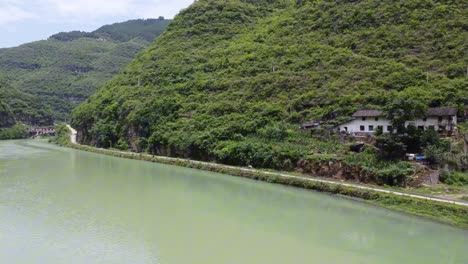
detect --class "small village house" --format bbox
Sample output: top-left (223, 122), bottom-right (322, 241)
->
top-left (338, 107), bottom-right (458, 136)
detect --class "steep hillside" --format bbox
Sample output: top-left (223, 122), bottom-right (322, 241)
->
top-left (0, 76), bottom-right (53, 127)
top-left (0, 18), bottom-right (171, 121)
top-left (72, 0), bottom-right (467, 170)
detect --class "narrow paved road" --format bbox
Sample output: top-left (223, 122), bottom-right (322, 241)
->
top-left (66, 125), bottom-right (468, 207)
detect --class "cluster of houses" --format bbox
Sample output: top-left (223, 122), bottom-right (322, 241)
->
top-left (302, 107), bottom-right (459, 137)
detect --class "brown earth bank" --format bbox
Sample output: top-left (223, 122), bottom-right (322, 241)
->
top-left (296, 157), bottom-right (438, 187)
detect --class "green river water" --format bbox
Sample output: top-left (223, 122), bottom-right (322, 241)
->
top-left (0, 140), bottom-right (467, 263)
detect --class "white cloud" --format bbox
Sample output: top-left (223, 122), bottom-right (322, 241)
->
top-left (1, 0), bottom-right (193, 25)
top-left (136, 0), bottom-right (194, 19)
top-left (40, 0), bottom-right (133, 17)
top-left (0, 2), bottom-right (36, 26)
top-left (0, 0), bottom-right (194, 47)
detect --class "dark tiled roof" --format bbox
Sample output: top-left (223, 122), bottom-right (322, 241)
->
top-left (427, 107), bottom-right (457, 116)
top-left (352, 110), bottom-right (383, 117)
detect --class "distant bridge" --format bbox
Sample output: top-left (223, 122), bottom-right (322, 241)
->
top-left (29, 127), bottom-right (56, 138)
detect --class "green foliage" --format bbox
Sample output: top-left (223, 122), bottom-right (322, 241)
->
top-left (384, 97), bottom-right (426, 132)
top-left (0, 123), bottom-right (29, 140)
top-left (376, 134), bottom-right (407, 160)
top-left (420, 128), bottom-right (440, 148)
top-left (375, 126), bottom-right (383, 136)
top-left (0, 19), bottom-right (171, 122)
top-left (0, 75), bottom-right (53, 127)
top-left (424, 145), bottom-right (448, 165)
top-left (213, 138), bottom-right (306, 169)
top-left (51, 123), bottom-right (72, 146)
top-left (116, 138), bottom-right (130, 150)
top-left (343, 149), bottom-right (414, 186)
top-left (459, 122), bottom-right (468, 134)
top-left (375, 162), bottom-right (413, 186)
top-left (72, 0), bottom-right (467, 172)
top-left (0, 101), bottom-right (15, 128)
top-left (376, 123), bottom-right (453, 167)
top-left (440, 170), bottom-right (468, 186)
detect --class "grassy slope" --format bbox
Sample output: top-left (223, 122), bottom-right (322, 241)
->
top-left (71, 0), bottom-right (467, 169)
top-left (0, 19), bottom-right (171, 122)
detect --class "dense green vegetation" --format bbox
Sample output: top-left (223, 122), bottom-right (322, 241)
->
top-left (0, 18), bottom-right (171, 122)
top-left (50, 123), bottom-right (72, 146)
top-left (72, 0), bottom-right (467, 183)
top-left (0, 75), bottom-right (53, 127)
top-left (440, 170), bottom-right (468, 186)
top-left (1, 75), bottom-right (50, 139)
top-left (0, 123), bottom-right (29, 140)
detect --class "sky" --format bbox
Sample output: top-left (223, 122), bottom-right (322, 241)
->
top-left (0, 0), bottom-right (194, 48)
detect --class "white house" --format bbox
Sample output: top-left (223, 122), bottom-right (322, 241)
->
top-left (338, 107), bottom-right (458, 135)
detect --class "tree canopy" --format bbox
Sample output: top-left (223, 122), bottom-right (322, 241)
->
top-left (72, 0), bottom-right (467, 171)
top-left (0, 18), bottom-right (171, 122)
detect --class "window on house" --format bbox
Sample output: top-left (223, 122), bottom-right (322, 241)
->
top-left (428, 125), bottom-right (435, 130)
top-left (418, 126), bottom-right (424, 130)
top-left (375, 117), bottom-right (379, 121)
top-left (362, 117), bottom-right (366, 121)
top-left (438, 116), bottom-right (443, 122)
top-left (439, 125), bottom-right (446, 131)
top-left (344, 127), bottom-right (348, 132)
top-left (387, 126), bottom-right (393, 132)
top-left (423, 117), bottom-right (427, 122)
top-left (369, 125), bottom-right (374, 131)
top-left (360, 125), bottom-right (365, 131)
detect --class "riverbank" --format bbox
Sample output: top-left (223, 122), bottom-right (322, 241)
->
top-left (57, 125), bottom-right (468, 229)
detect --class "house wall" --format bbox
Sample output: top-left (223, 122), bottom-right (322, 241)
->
top-left (339, 115), bottom-right (457, 134)
top-left (339, 117), bottom-right (392, 133)
top-left (407, 116), bottom-right (457, 130)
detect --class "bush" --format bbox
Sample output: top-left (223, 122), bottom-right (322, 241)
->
top-left (50, 123), bottom-right (71, 146)
top-left (115, 138), bottom-right (130, 150)
top-left (375, 162), bottom-right (413, 186)
top-left (375, 134), bottom-right (407, 160)
top-left (0, 123), bottom-right (29, 140)
top-left (423, 145), bottom-right (447, 166)
top-left (440, 170), bottom-right (468, 186)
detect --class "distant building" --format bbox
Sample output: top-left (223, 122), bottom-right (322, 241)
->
top-left (338, 107), bottom-right (458, 135)
top-left (28, 127), bottom-right (56, 134)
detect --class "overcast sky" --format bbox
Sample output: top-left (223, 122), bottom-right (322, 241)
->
top-left (0, 0), bottom-right (194, 48)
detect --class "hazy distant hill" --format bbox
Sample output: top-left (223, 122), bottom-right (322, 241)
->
top-left (0, 76), bottom-right (53, 127)
top-left (0, 18), bottom-right (171, 122)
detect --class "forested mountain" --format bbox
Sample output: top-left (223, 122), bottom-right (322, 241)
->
top-left (72, 0), bottom-right (467, 170)
top-left (0, 75), bottom-right (53, 127)
top-left (0, 18), bottom-right (171, 122)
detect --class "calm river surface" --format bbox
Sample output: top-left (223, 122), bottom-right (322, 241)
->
top-left (0, 140), bottom-right (467, 263)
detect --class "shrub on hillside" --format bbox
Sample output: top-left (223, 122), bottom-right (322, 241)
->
top-left (440, 170), bottom-right (468, 186)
